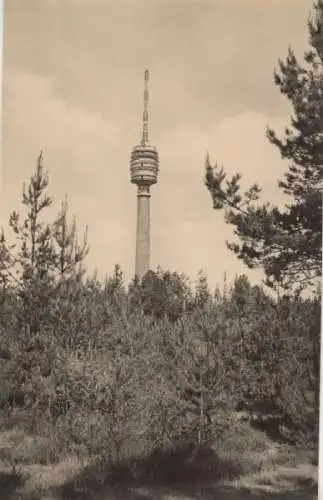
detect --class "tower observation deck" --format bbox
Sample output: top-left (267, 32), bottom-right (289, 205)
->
top-left (130, 69), bottom-right (159, 279)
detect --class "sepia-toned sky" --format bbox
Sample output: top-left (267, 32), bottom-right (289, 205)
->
top-left (0, 0), bottom-right (313, 290)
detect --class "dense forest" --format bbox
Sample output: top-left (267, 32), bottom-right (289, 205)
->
top-left (0, 1), bottom-right (321, 498)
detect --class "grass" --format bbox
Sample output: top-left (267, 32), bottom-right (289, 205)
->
top-left (0, 418), bottom-right (318, 500)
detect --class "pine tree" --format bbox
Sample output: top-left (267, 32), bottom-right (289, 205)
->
top-left (195, 270), bottom-right (212, 309)
top-left (7, 152), bottom-right (56, 334)
top-left (161, 269), bottom-right (193, 321)
top-left (52, 196), bottom-right (89, 279)
top-left (0, 153), bottom-right (92, 414)
top-left (205, 1), bottom-right (323, 292)
top-left (105, 264), bottom-right (125, 298)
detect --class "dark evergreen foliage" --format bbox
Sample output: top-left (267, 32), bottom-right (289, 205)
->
top-left (205, 1), bottom-right (323, 291)
top-left (0, 153), bottom-right (319, 467)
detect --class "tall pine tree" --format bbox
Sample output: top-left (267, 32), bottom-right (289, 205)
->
top-left (205, 1), bottom-right (322, 292)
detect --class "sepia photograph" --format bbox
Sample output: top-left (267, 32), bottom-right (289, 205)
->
top-left (0, 0), bottom-right (321, 498)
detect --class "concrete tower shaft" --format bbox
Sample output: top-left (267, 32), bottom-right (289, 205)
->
top-left (135, 185), bottom-right (151, 279)
top-left (130, 70), bottom-right (159, 279)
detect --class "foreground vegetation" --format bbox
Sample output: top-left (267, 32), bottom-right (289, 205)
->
top-left (0, 155), bottom-right (320, 499)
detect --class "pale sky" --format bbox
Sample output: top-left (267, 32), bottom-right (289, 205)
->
top-left (0, 0), bottom-right (313, 290)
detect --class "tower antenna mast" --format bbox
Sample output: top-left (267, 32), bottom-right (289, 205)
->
top-left (141, 68), bottom-right (149, 146)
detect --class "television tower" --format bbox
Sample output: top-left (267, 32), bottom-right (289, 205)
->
top-left (130, 69), bottom-right (159, 279)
